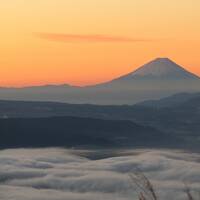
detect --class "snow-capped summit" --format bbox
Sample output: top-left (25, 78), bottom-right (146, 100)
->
top-left (133, 58), bottom-right (185, 76)
top-left (117, 58), bottom-right (199, 80)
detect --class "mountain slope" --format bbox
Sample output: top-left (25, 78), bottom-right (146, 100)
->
top-left (137, 92), bottom-right (200, 108)
top-left (114, 58), bottom-right (199, 80)
top-left (0, 116), bottom-right (176, 149)
top-left (0, 95), bottom-right (199, 149)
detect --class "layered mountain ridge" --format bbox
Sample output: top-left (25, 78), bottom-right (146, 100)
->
top-left (0, 58), bottom-right (199, 104)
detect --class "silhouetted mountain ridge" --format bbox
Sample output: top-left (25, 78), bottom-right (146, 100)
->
top-left (0, 116), bottom-right (175, 149)
top-left (137, 92), bottom-right (200, 108)
top-left (0, 92), bottom-right (199, 148)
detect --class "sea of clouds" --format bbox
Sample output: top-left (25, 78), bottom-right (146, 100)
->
top-left (0, 148), bottom-right (199, 200)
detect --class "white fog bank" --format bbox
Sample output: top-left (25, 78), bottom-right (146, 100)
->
top-left (0, 148), bottom-right (199, 200)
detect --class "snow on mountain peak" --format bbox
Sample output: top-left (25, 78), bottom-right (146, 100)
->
top-left (131, 58), bottom-right (187, 76)
top-left (120, 57), bottom-right (200, 80)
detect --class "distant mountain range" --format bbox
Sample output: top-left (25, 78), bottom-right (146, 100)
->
top-left (0, 92), bottom-right (199, 119)
top-left (0, 58), bottom-right (199, 104)
top-left (0, 92), bottom-right (199, 149)
top-left (0, 58), bottom-right (199, 149)
top-left (137, 92), bottom-right (200, 107)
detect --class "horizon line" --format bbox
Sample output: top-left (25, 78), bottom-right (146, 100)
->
top-left (0, 57), bottom-right (199, 88)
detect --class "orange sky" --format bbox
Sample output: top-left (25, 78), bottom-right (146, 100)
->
top-left (1, 0), bottom-right (200, 87)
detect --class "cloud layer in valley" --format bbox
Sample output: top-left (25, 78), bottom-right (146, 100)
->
top-left (0, 148), bottom-right (200, 200)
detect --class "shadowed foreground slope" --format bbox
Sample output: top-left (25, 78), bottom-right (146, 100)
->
top-left (0, 116), bottom-right (178, 149)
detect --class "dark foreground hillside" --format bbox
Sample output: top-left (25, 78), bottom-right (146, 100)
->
top-left (0, 93), bottom-right (199, 149)
top-left (0, 116), bottom-right (178, 149)
top-left (0, 93), bottom-right (199, 137)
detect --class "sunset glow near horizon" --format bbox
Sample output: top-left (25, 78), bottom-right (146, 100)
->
top-left (1, 0), bottom-right (200, 87)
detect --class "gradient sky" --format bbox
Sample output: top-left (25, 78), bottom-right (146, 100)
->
top-left (1, 0), bottom-right (200, 87)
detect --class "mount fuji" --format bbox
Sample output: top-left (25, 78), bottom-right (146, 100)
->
top-left (113, 58), bottom-right (199, 81)
top-left (0, 58), bottom-right (199, 104)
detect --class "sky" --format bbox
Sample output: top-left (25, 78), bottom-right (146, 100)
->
top-left (1, 0), bottom-right (200, 87)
